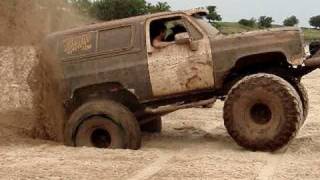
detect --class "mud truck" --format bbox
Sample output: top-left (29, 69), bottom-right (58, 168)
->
top-left (29, 8), bottom-right (320, 151)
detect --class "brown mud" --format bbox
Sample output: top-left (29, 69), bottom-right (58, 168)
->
top-left (0, 0), bottom-right (90, 46)
top-left (0, 0), bottom-right (92, 141)
top-left (29, 53), bottom-right (66, 142)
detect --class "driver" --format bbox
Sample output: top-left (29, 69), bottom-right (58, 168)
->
top-left (151, 22), bottom-right (174, 48)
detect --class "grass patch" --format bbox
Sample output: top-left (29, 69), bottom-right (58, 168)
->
top-left (216, 22), bottom-right (256, 34)
top-left (302, 28), bottom-right (320, 41)
top-left (216, 22), bottom-right (320, 42)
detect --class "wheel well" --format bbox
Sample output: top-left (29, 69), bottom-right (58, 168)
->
top-left (66, 82), bottom-right (143, 116)
top-left (221, 52), bottom-right (292, 95)
top-left (233, 52), bottom-right (289, 73)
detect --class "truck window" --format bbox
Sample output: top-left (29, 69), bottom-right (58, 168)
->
top-left (149, 16), bottom-right (203, 48)
top-left (98, 26), bottom-right (132, 52)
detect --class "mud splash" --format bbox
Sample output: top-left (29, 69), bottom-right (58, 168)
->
top-left (0, 0), bottom-right (91, 141)
top-left (0, 0), bottom-right (91, 46)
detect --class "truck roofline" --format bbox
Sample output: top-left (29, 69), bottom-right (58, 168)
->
top-left (45, 8), bottom-right (208, 39)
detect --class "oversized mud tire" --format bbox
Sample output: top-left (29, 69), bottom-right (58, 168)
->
top-left (262, 69), bottom-right (309, 124)
top-left (223, 73), bottom-right (303, 151)
top-left (141, 117), bottom-right (162, 133)
top-left (64, 100), bottom-right (141, 150)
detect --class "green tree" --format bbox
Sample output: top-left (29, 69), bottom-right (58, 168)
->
top-left (206, 6), bottom-right (222, 23)
top-left (90, 0), bottom-right (147, 21)
top-left (146, 2), bottom-right (170, 13)
top-left (238, 18), bottom-right (256, 27)
top-left (68, 0), bottom-right (92, 15)
top-left (258, 16), bottom-right (273, 28)
top-left (69, 0), bottom-right (171, 21)
top-left (283, 16), bottom-right (299, 26)
top-left (310, 15), bottom-right (320, 29)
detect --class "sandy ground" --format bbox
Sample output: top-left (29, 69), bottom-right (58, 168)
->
top-left (1, 47), bottom-right (320, 179)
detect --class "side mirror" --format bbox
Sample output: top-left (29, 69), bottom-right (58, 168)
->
top-left (175, 33), bottom-right (191, 44)
top-left (175, 32), bottom-right (199, 51)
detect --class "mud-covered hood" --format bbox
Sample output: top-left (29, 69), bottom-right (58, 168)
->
top-left (209, 27), bottom-right (305, 88)
top-left (228, 27), bottom-right (302, 37)
top-left (210, 27), bottom-right (305, 66)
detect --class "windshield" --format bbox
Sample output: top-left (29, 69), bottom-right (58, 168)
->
top-left (191, 16), bottom-right (219, 37)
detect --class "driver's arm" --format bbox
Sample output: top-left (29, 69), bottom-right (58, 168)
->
top-left (152, 38), bottom-right (174, 49)
top-left (152, 36), bottom-right (174, 48)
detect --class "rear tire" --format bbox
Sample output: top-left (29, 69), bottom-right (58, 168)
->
top-left (141, 117), bottom-right (162, 133)
top-left (223, 73), bottom-right (303, 151)
top-left (64, 100), bottom-right (141, 150)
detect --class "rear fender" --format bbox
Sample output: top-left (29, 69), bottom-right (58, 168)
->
top-left (66, 82), bottom-right (143, 116)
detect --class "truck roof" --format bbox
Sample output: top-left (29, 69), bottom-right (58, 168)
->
top-left (47, 8), bottom-right (208, 38)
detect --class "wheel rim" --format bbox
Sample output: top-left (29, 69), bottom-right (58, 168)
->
top-left (231, 88), bottom-right (283, 141)
top-left (250, 103), bottom-right (272, 125)
top-left (90, 128), bottom-right (111, 148)
top-left (74, 117), bottom-right (125, 149)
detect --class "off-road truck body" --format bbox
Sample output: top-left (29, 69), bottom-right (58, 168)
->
top-left (31, 8), bottom-right (320, 151)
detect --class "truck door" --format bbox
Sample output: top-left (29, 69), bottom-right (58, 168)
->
top-left (146, 15), bottom-right (214, 97)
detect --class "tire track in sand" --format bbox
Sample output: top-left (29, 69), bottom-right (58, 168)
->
top-left (127, 151), bottom-right (175, 180)
top-left (255, 151), bottom-right (286, 180)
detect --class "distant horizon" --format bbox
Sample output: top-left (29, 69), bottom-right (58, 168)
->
top-left (148, 0), bottom-right (320, 27)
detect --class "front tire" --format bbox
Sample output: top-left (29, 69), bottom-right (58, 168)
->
top-left (64, 100), bottom-right (141, 150)
top-left (223, 73), bottom-right (303, 151)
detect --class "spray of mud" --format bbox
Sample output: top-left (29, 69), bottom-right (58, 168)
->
top-left (27, 51), bottom-right (66, 141)
top-left (0, 0), bottom-right (92, 141)
top-left (0, 0), bottom-right (91, 46)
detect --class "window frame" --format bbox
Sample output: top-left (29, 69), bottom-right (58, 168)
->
top-left (146, 13), bottom-right (206, 53)
top-left (97, 24), bottom-right (135, 54)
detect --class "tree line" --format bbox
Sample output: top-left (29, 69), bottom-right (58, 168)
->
top-left (68, 0), bottom-right (221, 23)
top-left (239, 15), bottom-right (320, 29)
top-left (68, 0), bottom-right (170, 21)
top-left (69, 0), bottom-right (320, 29)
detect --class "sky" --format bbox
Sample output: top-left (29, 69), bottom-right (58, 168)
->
top-left (147, 0), bottom-right (320, 27)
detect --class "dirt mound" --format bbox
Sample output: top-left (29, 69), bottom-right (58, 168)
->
top-left (0, 47), bottom-right (37, 135)
top-left (0, 46), bottom-right (63, 141)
